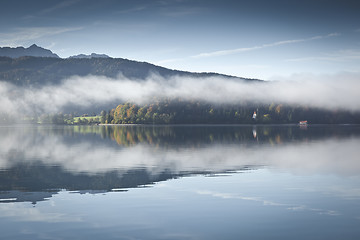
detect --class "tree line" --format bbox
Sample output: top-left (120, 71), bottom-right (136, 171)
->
top-left (107, 99), bottom-right (360, 125)
top-left (15, 98), bottom-right (360, 125)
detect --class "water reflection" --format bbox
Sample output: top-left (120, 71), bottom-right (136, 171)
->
top-left (77, 124), bottom-right (360, 147)
top-left (1, 124), bottom-right (360, 203)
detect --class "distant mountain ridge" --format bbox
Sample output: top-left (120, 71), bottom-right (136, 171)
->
top-left (0, 44), bottom-right (111, 59)
top-left (0, 44), bottom-right (59, 58)
top-left (0, 44), bottom-right (257, 86)
top-left (69, 53), bottom-right (111, 59)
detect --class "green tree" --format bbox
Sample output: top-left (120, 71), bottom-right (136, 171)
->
top-left (100, 110), bottom-right (106, 124)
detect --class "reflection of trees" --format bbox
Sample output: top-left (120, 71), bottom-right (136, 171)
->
top-left (3, 125), bottom-right (359, 149)
top-left (112, 126), bottom-right (175, 146)
top-left (71, 125), bottom-right (360, 148)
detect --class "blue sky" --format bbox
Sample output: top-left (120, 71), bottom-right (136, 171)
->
top-left (1, 0), bottom-right (359, 80)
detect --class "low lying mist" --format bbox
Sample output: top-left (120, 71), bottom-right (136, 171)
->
top-left (1, 126), bottom-right (360, 176)
top-left (1, 72), bottom-right (359, 115)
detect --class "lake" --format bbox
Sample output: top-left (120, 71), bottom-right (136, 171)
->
top-left (1, 124), bottom-right (360, 239)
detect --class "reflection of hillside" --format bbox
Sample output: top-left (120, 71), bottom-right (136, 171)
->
top-left (0, 191), bottom-right (55, 204)
top-left (0, 162), bottom-right (254, 204)
top-left (0, 162), bottom-right (177, 192)
top-left (0, 162), bottom-right (178, 204)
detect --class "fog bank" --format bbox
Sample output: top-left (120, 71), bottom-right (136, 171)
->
top-left (1, 72), bottom-right (359, 114)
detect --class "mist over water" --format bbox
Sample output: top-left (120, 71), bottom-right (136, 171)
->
top-left (1, 72), bottom-right (360, 115)
top-left (1, 125), bottom-right (360, 176)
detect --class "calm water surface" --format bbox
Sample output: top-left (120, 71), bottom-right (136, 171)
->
top-left (1, 124), bottom-right (360, 239)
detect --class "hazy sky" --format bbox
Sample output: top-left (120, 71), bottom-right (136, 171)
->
top-left (1, 0), bottom-right (359, 79)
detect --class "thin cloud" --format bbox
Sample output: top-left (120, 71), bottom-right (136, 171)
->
top-left (0, 27), bottom-right (83, 46)
top-left (161, 7), bottom-right (204, 17)
top-left (116, 1), bottom-right (202, 16)
top-left (155, 56), bottom-right (187, 64)
top-left (44, 42), bottom-right (57, 50)
top-left (285, 49), bottom-right (360, 62)
top-left (0, 204), bottom-right (83, 223)
top-left (191, 33), bottom-right (340, 59)
top-left (116, 5), bottom-right (148, 14)
top-left (195, 190), bottom-right (340, 216)
top-left (41, 0), bottom-right (83, 14)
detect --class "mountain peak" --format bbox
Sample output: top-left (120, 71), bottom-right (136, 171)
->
top-left (0, 44), bottom-right (59, 58)
top-left (69, 53), bottom-right (111, 59)
top-left (29, 44), bottom-right (39, 48)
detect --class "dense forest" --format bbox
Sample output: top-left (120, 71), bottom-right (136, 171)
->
top-left (27, 99), bottom-right (360, 125)
top-left (110, 100), bottom-right (360, 124)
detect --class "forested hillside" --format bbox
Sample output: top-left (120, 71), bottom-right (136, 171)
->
top-left (0, 56), bottom-right (250, 86)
